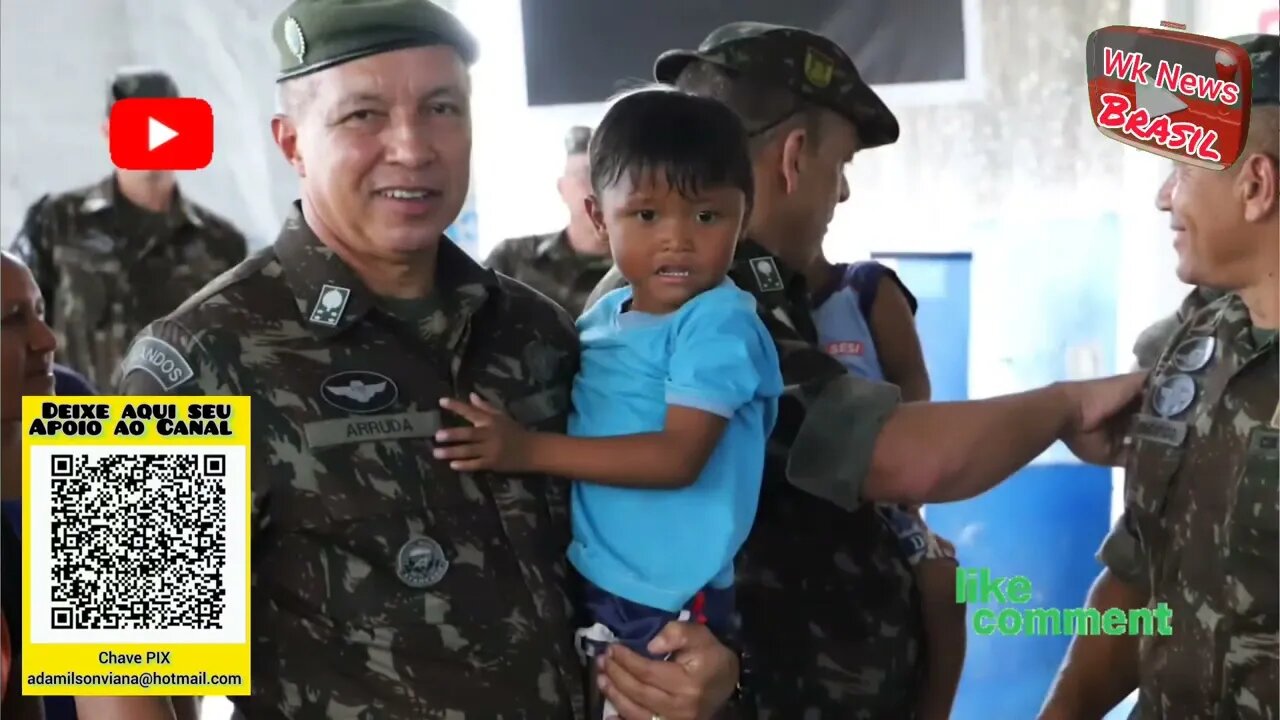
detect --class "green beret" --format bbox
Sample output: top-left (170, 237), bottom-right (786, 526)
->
top-left (654, 22), bottom-right (899, 149)
top-left (1227, 33), bottom-right (1278, 106)
top-left (273, 0), bottom-right (479, 82)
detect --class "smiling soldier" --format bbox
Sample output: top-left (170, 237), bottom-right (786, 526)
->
top-left (114, 0), bottom-right (740, 718)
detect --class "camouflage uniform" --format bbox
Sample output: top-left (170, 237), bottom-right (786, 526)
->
top-left (8, 66), bottom-right (248, 389)
top-left (9, 175), bottom-right (246, 389)
top-left (1100, 294), bottom-right (1278, 719)
top-left (1133, 288), bottom-right (1228, 370)
top-left (484, 231), bottom-right (611, 319)
top-left (1096, 33), bottom-right (1280, 719)
top-left (116, 3), bottom-right (597, 717)
top-left (587, 24), bottom-right (923, 718)
top-left (117, 205), bottom-right (586, 719)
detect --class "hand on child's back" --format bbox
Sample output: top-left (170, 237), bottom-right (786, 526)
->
top-left (435, 394), bottom-right (534, 472)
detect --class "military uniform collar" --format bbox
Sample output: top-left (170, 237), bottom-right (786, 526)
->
top-left (274, 201), bottom-right (497, 338)
top-left (731, 238), bottom-right (808, 298)
top-left (82, 174), bottom-right (206, 229)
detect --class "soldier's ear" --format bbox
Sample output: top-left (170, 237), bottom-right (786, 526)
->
top-left (584, 195), bottom-right (607, 242)
top-left (271, 116), bottom-right (305, 177)
top-left (779, 127), bottom-right (809, 196)
top-left (100, 119), bottom-right (111, 143)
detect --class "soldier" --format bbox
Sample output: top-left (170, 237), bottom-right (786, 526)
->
top-left (1039, 33), bottom-right (1279, 720)
top-left (8, 67), bottom-right (248, 389)
top-left (587, 23), bottom-right (1145, 717)
top-left (485, 125), bottom-right (612, 318)
top-left (116, 1), bottom-right (737, 718)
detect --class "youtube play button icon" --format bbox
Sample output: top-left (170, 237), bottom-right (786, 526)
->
top-left (109, 98), bottom-right (213, 171)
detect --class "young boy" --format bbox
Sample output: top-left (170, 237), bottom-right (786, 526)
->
top-left (809, 253), bottom-right (967, 720)
top-left (434, 87), bottom-right (782, 715)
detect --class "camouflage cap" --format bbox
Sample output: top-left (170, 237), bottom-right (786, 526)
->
top-left (272, 0), bottom-right (478, 82)
top-left (1228, 33), bottom-right (1278, 106)
top-left (564, 126), bottom-right (592, 156)
top-left (107, 67), bottom-right (179, 114)
top-left (654, 22), bottom-right (899, 148)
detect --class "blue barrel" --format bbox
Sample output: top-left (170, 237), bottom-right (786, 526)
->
top-left (924, 463), bottom-right (1113, 719)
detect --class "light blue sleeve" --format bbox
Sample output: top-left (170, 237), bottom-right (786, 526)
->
top-left (665, 295), bottom-right (782, 418)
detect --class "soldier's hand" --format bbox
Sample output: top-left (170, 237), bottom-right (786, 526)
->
top-left (597, 621), bottom-right (738, 720)
top-left (1061, 372), bottom-right (1146, 433)
top-left (434, 394), bottom-right (533, 472)
top-left (1059, 372), bottom-right (1145, 466)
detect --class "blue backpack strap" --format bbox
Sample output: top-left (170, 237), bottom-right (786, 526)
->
top-left (843, 261), bottom-right (919, 319)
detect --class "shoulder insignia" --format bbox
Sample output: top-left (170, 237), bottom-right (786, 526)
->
top-left (120, 337), bottom-right (194, 391)
top-left (750, 257), bottom-right (785, 293)
top-left (309, 284), bottom-right (350, 327)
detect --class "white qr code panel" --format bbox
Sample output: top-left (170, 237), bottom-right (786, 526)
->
top-left (28, 445), bottom-right (247, 644)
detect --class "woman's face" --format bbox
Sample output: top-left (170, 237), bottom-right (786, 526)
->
top-left (1, 254), bottom-right (57, 425)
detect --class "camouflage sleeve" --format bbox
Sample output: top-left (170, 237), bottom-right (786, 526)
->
top-left (1096, 509), bottom-right (1148, 589)
top-left (9, 195), bottom-right (56, 316)
top-left (785, 374), bottom-right (902, 511)
top-left (584, 264), bottom-right (630, 312)
top-left (115, 321), bottom-right (269, 535)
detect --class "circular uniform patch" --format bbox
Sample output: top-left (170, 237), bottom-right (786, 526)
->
top-left (396, 536), bottom-right (449, 589)
top-left (1152, 373), bottom-right (1197, 418)
top-left (1171, 336), bottom-right (1216, 373)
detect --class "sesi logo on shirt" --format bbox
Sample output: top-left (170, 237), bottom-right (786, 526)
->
top-left (825, 341), bottom-right (865, 357)
top-left (109, 97), bottom-right (214, 171)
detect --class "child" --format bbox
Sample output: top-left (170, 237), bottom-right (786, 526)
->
top-left (809, 253), bottom-right (966, 720)
top-left (434, 87), bottom-right (782, 715)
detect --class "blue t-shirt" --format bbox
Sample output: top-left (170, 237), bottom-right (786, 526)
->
top-left (567, 279), bottom-right (782, 612)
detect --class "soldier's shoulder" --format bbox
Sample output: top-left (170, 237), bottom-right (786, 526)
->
top-left (186, 201), bottom-right (248, 246)
top-left (486, 233), bottom-right (549, 266)
top-left (164, 246), bottom-right (292, 336)
top-left (23, 183), bottom-right (99, 223)
top-left (493, 233), bottom-right (546, 255)
top-left (491, 272), bottom-right (578, 340)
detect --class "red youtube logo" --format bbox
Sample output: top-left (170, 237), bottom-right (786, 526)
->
top-left (109, 98), bottom-right (213, 171)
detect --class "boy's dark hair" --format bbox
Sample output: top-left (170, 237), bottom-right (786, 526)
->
top-left (588, 86), bottom-right (754, 214)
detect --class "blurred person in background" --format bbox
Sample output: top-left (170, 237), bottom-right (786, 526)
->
top-left (485, 125), bottom-right (612, 318)
top-left (8, 67), bottom-right (247, 389)
top-left (1040, 33), bottom-right (1279, 720)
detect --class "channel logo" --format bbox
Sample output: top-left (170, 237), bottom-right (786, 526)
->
top-left (109, 98), bottom-right (214, 171)
top-left (1086, 26), bottom-right (1252, 169)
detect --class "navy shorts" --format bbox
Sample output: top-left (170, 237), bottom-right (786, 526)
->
top-left (580, 580), bottom-right (736, 660)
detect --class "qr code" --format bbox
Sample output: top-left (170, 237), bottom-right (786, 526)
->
top-left (28, 446), bottom-right (247, 644)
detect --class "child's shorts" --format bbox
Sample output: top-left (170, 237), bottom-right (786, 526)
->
top-left (880, 505), bottom-right (957, 566)
top-left (576, 580), bottom-right (736, 661)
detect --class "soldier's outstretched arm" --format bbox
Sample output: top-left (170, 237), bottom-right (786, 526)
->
top-left (788, 372), bottom-right (1145, 507)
